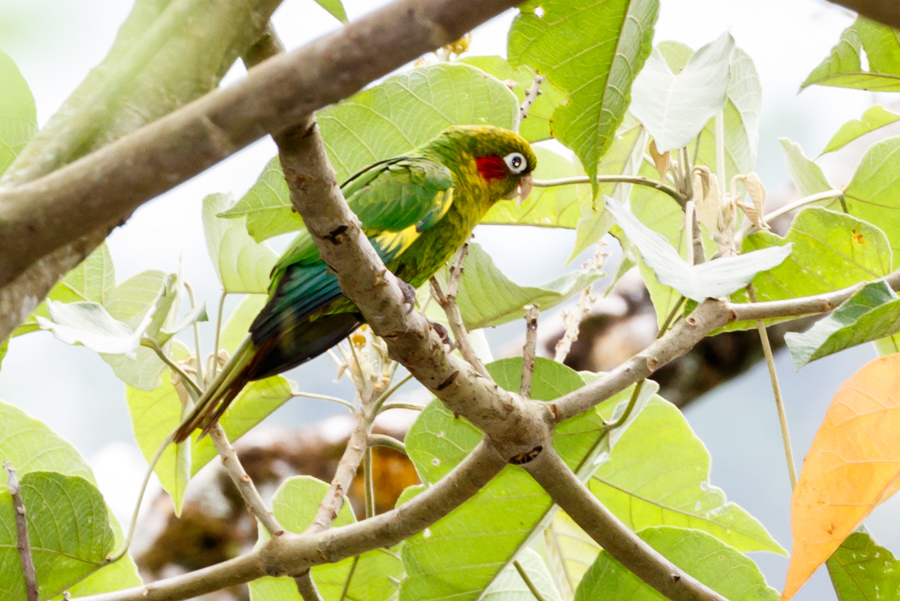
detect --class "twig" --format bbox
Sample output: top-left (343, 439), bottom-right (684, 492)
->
top-left (364, 448), bottom-right (375, 519)
top-left (208, 423), bottom-right (284, 536)
top-left (368, 434), bottom-right (407, 455)
top-left (293, 574), bottom-right (324, 601)
top-left (372, 372), bottom-right (414, 414)
top-left (4, 461), bottom-right (38, 601)
top-left (532, 175), bottom-right (686, 207)
top-left (747, 285), bottom-right (797, 488)
top-left (519, 73), bottom-right (544, 121)
top-left (379, 402), bottom-right (425, 412)
top-left (760, 189), bottom-right (844, 225)
top-left (524, 448), bottom-right (728, 601)
top-left (603, 379), bottom-right (645, 430)
top-left (182, 281), bottom-right (205, 389)
top-left (293, 390), bottom-right (356, 410)
top-left (337, 556), bottom-right (360, 601)
top-left (430, 247), bottom-right (490, 378)
top-left (520, 305), bottom-right (540, 397)
top-left (210, 291), bottom-right (228, 382)
top-left (144, 338), bottom-right (203, 398)
top-left (514, 559), bottom-right (548, 601)
top-left (555, 247), bottom-right (606, 363)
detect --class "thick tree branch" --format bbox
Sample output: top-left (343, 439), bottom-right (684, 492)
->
top-left (524, 449), bottom-right (728, 601)
top-left (826, 0), bottom-right (900, 29)
top-left (0, 0), bottom-right (523, 332)
top-left (74, 442), bottom-right (506, 601)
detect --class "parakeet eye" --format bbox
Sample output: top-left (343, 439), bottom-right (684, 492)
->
top-left (504, 152), bottom-right (528, 174)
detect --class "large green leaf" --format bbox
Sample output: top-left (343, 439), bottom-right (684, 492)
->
top-left (426, 243), bottom-right (603, 329)
top-left (13, 243), bottom-right (115, 337)
top-left (543, 511), bottom-right (601, 597)
top-left (401, 358), bottom-right (645, 601)
top-left (785, 281), bottom-right (900, 368)
top-left (575, 527), bottom-right (778, 600)
top-left (509, 0), bottom-right (658, 183)
top-left (590, 398), bottom-right (785, 554)
top-left (218, 294), bottom-right (266, 354)
top-left (0, 473), bottom-right (114, 601)
top-left (802, 18), bottom-right (900, 92)
top-left (203, 193), bottom-right (278, 292)
top-left (0, 401), bottom-right (95, 491)
top-left (221, 63), bottom-right (518, 242)
top-left (727, 207), bottom-right (893, 330)
top-left (461, 56), bottom-right (567, 143)
top-left (37, 300), bottom-right (153, 357)
top-left (125, 341), bottom-right (192, 515)
top-left (249, 476), bottom-right (402, 601)
top-left (630, 34), bottom-right (734, 153)
top-left (482, 548), bottom-right (563, 601)
top-left (827, 531), bottom-right (900, 601)
top-left (607, 199), bottom-right (792, 301)
top-left (779, 138), bottom-right (832, 197)
top-left (0, 51), bottom-right (37, 176)
top-left (844, 136), bottom-right (900, 265)
top-left (821, 105), bottom-right (900, 155)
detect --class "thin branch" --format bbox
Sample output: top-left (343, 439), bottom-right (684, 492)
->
top-left (369, 434), bottom-right (407, 455)
top-left (747, 286), bottom-right (797, 488)
top-left (364, 448), bottom-right (376, 519)
top-left (379, 402), bottom-right (425, 412)
top-left (73, 442), bottom-right (506, 601)
top-left (513, 559), bottom-right (549, 601)
top-left (761, 189), bottom-right (844, 225)
top-left (4, 461), bottom-right (38, 601)
top-left (518, 73), bottom-right (544, 121)
top-left (533, 175), bottom-right (686, 207)
top-left (524, 448), bottom-right (728, 601)
top-left (293, 390), bottom-right (356, 410)
top-left (294, 574), bottom-right (325, 601)
top-left (144, 338), bottom-right (203, 397)
top-left (373, 372), bottom-right (414, 414)
top-left (338, 556), bottom-right (361, 601)
top-left (520, 305), bottom-right (540, 397)
top-left (429, 273), bottom-right (490, 378)
top-left (208, 424), bottom-right (284, 536)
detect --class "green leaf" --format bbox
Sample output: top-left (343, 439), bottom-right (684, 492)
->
top-left (802, 18), bottom-right (900, 92)
top-left (590, 397), bottom-right (785, 553)
top-left (313, 0), bottom-right (347, 23)
top-left (222, 63), bottom-right (518, 242)
top-left (425, 243), bottom-right (603, 329)
top-left (630, 34), bottom-right (734, 152)
top-left (100, 270), bottom-right (178, 390)
top-left (13, 243), bottom-right (115, 337)
top-left (821, 105), bottom-right (900, 155)
top-left (401, 358), bottom-right (644, 601)
top-left (0, 337), bottom-right (7, 372)
top-left (157, 301), bottom-right (208, 346)
top-left (607, 199), bottom-right (792, 301)
top-left (38, 300), bottom-right (153, 357)
top-left (575, 527), bottom-right (779, 601)
top-left (219, 294), bottom-right (267, 354)
top-left (509, 0), bottom-right (659, 183)
top-left (726, 207), bottom-right (893, 330)
top-left (483, 548), bottom-right (563, 601)
top-left (249, 476), bottom-right (402, 601)
top-left (203, 193), bottom-right (278, 292)
top-left (779, 138), bottom-right (832, 197)
top-left (785, 281), bottom-right (900, 368)
top-left (875, 334), bottom-right (900, 356)
top-left (543, 511), bottom-right (601, 597)
top-left (125, 341), bottom-right (192, 515)
top-left (0, 401), bottom-right (95, 491)
top-left (827, 531), bottom-right (900, 601)
top-left (844, 136), bottom-right (900, 265)
top-left (0, 472), bottom-right (115, 601)
top-left (691, 45), bottom-right (763, 185)
top-left (461, 56), bottom-right (567, 143)
top-left (321, 63), bottom-right (517, 181)
top-left (0, 51), bottom-right (37, 176)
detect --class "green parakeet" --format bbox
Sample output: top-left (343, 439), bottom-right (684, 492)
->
top-left (174, 125), bottom-right (536, 442)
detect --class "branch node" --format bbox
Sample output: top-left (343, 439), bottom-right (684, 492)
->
top-left (435, 370), bottom-right (459, 391)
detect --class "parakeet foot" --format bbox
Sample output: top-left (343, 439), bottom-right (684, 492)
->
top-left (398, 279), bottom-right (417, 313)
top-left (429, 321), bottom-right (455, 350)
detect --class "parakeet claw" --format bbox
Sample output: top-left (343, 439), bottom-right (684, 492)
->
top-left (430, 321), bottom-right (455, 350)
top-left (398, 279), bottom-right (417, 313)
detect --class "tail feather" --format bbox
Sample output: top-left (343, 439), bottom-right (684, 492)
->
top-left (172, 336), bottom-right (257, 443)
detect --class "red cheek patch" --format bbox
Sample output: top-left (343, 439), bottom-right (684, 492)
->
top-left (476, 156), bottom-right (507, 181)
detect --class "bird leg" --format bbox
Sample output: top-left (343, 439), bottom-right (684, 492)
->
top-left (398, 278), bottom-right (418, 313)
top-left (429, 320), bottom-right (455, 351)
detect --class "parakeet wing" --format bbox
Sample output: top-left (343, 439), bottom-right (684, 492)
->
top-left (250, 156), bottom-right (454, 343)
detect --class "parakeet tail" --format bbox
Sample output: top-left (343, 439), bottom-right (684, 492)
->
top-left (172, 336), bottom-right (257, 443)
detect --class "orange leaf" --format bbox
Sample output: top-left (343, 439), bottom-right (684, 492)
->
top-left (783, 354), bottom-right (900, 600)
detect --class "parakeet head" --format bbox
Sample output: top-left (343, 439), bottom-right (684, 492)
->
top-left (432, 125), bottom-right (537, 204)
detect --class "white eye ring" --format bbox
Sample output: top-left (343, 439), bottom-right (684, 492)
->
top-left (504, 152), bottom-right (527, 174)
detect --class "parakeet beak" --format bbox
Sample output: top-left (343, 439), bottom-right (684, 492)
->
top-left (504, 173), bottom-right (534, 205)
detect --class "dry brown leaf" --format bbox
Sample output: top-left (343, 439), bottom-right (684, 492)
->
top-left (734, 173), bottom-right (768, 230)
top-left (649, 139), bottom-right (670, 180)
top-left (782, 354), bottom-right (900, 600)
top-left (692, 166), bottom-right (719, 231)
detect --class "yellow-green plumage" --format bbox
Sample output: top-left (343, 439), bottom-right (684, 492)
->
top-left (174, 125), bottom-right (536, 442)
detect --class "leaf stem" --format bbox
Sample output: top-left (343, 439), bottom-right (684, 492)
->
top-left (210, 291), bottom-right (228, 381)
top-left (338, 555), bottom-right (360, 601)
top-left (144, 337), bottom-right (203, 398)
top-left (748, 285), bottom-right (797, 488)
top-left (293, 390), bottom-right (356, 410)
top-left (514, 559), bottom-right (549, 601)
top-left (369, 434), bottom-right (407, 455)
top-left (761, 189), bottom-right (844, 224)
top-left (182, 281), bottom-right (205, 389)
top-left (373, 372), bottom-right (414, 414)
top-left (533, 175), bottom-right (686, 206)
top-left (364, 447), bottom-right (375, 519)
